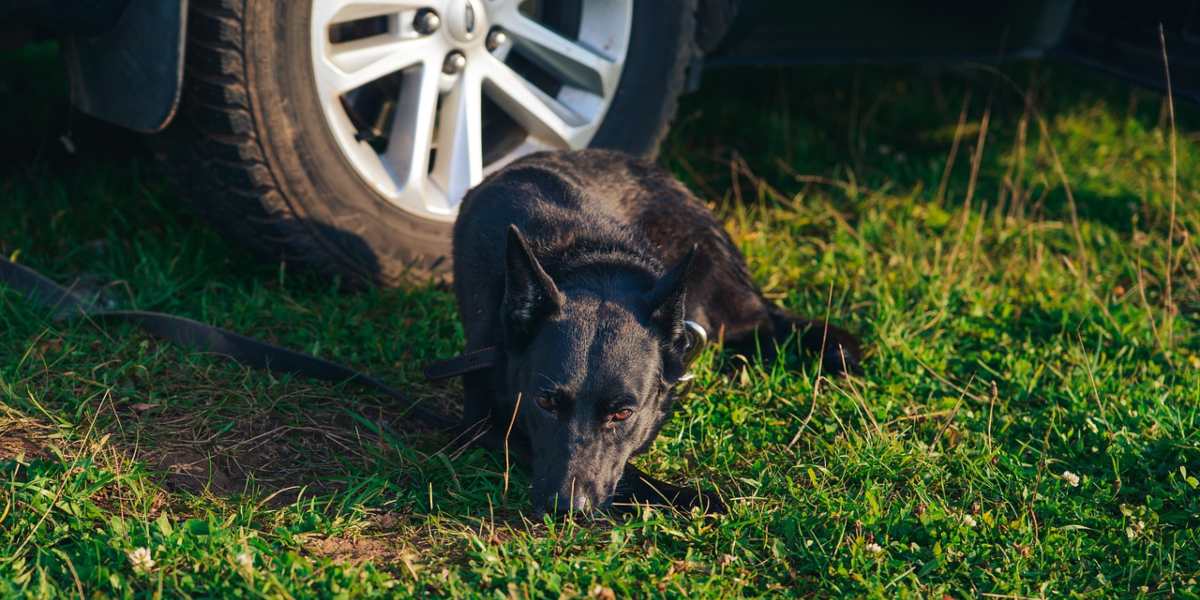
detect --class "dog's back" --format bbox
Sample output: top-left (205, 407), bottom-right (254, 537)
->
top-left (454, 150), bottom-right (775, 350)
top-left (453, 151), bottom-right (669, 349)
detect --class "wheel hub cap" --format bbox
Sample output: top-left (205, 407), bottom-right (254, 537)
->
top-left (310, 0), bottom-right (633, 222)
top-left (446, 0), bottom-right (485, 43)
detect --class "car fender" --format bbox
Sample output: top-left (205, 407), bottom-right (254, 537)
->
top-left (62, 0), bottom-right (187, 133)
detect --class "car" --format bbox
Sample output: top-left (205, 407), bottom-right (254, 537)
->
top-left (1, 0), bottom-right (1191, 284)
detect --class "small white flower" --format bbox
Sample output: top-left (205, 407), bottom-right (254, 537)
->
top-left (1126, 519), bottom-right (1146, 540)
top-left (961, 514), bottom-right (977, 528)
top-left (236, 552), bottom-right (254, 573)
top-left (1061, 471), bottom-right (1081, 487)
top-left (865, 542), bottom-right (883, 554)
top-left (590, 584), bottom-right (615, 600)
top-left (127, 547), bottom-right (155, 574)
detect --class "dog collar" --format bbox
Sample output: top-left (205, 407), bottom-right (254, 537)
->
top-left (423, 321), bottom-right (708, 383)
top-left (676, 320), bottom-right (708, 382)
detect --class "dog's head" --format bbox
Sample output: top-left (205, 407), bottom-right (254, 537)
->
top-left (501, 226), bottom-right (697, 514)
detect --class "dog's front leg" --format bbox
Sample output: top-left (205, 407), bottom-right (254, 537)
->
top-left (767, 309), bottom-right (863, 375)
top-left (613, 463), bottom-right (725, 514)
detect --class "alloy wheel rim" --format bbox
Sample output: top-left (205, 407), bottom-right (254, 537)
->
top-left (310, 0), bottom-right (633, 222)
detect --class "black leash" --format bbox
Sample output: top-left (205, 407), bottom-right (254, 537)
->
top-left (423, 347), bottom-right (498, 381)
top-left (0, 256), bottom-right (456, 429)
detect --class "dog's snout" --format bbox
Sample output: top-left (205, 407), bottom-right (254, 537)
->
top-left (537, 475), bottom-right (617, 515)
top-left (543, 491), bottom-right (594, 514)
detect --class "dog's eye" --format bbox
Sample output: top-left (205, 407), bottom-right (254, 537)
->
top-left (610, 408), bottom-right (634, 422)
top-left (536, 394), bottom-right (557, 412)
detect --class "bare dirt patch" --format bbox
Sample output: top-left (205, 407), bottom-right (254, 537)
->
top-left (0, 412), bottom-right (57, 461)
top-left (123, 388), bottom-right (459, 500)
top-left (305, 535), bottom-right (410, 565)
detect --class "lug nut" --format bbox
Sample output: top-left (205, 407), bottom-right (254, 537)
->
top-left (414, 9), bottom-right (440, 34)
top-left (443, 51), bottom-right (467, 74)
top-left (486, 28), bottom-right (509, 51)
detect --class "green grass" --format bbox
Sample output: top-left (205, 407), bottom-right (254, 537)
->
top-left (2, 43), bottom-right (1198, 598)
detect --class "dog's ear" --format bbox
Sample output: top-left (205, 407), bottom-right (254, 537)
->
top-left (648, 247), bottom-right (696, 361)
top-left (503, 225), bottom-right (563, 347)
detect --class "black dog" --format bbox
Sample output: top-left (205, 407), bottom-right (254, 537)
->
top-left (450, 150), bottom-right (860, 515)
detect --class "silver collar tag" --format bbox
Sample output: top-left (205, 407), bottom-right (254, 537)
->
top-left (676, 320), bottom-right (708, 384)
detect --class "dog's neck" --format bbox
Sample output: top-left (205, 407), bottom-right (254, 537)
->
top-left (534, 233), bottom-right (662, 292)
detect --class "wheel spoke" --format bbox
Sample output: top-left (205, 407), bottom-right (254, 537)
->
top-left (430, 70), bottom-right (484, 205)
top-left (494, 12), bottom-right (620, 97)
top-left (479, 54), bottom-right (587, 148)
top-left (321, 36), bottom-right (441, 94)
top-left (382, 60), bottom-right (441, 194)
top-left (314, 0), bottom-right (427, 27)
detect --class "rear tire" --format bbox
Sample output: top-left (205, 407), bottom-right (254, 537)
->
top-left (154, 0), bottom-right (697, 285)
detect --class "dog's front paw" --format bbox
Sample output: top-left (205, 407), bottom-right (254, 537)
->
top-left (821, 330), bottom-right (863, 376)
top-left (614, 464), bottom-right (726, 515)
top-left (683, 488), bottom-right (727, 515)
top-left (768, 311), bottom-right (864, 376)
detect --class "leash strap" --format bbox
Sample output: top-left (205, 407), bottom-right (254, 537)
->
top-left (0, 257), bottom-right (455, 429)
top-left (423, 347), bottom-right (498, 381)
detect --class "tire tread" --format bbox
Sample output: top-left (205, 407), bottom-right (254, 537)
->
top-left (154, 0), bottom-right (380, 283)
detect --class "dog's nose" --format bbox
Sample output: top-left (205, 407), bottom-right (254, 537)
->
top-left (571, 495), bottom-right (591, 512)
top-left (544, 492), bottom-right (592, 514)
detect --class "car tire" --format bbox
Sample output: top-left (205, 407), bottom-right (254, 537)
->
top-left (153, 0), bottom-right (698, 286)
